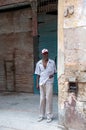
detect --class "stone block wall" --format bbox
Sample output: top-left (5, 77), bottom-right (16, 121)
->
top-left (64, 8), bottom-right (86, 118)
top-left (58, 0), bottom-right (86, 129)
top-left (15, 49), bottom-right (34, 92)
top-left (0, 6), bottom-right (34, 92)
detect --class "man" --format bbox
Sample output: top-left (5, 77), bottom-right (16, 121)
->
top-left (35, 48), bottom-right (57, 123)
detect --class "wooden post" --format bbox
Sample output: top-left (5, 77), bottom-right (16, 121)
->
top-left (30, 0), bottom-right (38, 36)
top-left (30, 0), bottom-right (39, 69)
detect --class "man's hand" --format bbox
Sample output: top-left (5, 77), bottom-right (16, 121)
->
top-left (49, 74), bottom-right (54, 78)
top-left (36, 75), bottom-right (40, 90)
top-left (36, 85), bottom-right (40, 90)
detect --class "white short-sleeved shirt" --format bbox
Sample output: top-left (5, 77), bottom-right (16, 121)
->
top-left (35, 59), bottom-right (57, 85)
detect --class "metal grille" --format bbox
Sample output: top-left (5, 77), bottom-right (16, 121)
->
top-left (37, 0), bottom-right (57, 13)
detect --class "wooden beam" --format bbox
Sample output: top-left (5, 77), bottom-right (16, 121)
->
top-left (0, 2), bottom-right (31, 11)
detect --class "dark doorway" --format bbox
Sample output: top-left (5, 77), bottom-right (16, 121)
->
top-left (34, 0), bottom-right (58, 94)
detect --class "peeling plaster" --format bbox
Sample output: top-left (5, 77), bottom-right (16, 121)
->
top-left (64, 0), bottom-right (86, 28)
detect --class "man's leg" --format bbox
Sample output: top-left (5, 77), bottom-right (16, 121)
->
top-left (46, 83), bottom-right (53, 122)
top-left (38, 85), bottom-right (46, 121)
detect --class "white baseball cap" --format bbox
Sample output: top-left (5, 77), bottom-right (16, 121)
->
top-left (41, 49), bottom-right (48, 54)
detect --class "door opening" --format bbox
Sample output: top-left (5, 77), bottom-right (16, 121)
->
top-left (34, 0), bottom-right (58, 94)
top-left (4, 60), bottom-right (15, 92)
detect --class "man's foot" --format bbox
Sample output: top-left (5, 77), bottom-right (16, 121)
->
top-left (37, 117), bottom-right (44, 122)
top-left (47, 118), bottom-right (52, 123)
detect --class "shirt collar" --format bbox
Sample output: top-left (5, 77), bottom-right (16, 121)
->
top-left (40, 59), bottom-right (51, 64)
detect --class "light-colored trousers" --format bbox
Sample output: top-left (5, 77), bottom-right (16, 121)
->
top-left (39, 83), bottom-right (53, 119)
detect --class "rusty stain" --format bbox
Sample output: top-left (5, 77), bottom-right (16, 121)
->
top-left (64, 92), bottom-right (86, 130)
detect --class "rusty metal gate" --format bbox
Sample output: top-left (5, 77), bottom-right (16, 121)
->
top-left (37, 0), bottom-right (57, 13)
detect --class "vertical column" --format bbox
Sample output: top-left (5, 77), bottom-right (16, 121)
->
top-left (30, 0), bottom-right (39, 69)
top-left (30, 0), bottom-right (38, 36)
top-left (58, 0), bottom-right (64, 78)
top-left (58, 0), bottom-right (65, 125)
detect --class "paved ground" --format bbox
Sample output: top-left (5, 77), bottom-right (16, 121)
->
top-left (0, 92), bottom-right (62, 130)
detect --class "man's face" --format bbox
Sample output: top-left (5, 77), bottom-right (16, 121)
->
top-left (42, 52), bottom-right (48, 60)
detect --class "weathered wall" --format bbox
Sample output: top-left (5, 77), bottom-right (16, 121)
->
top-left (58, 0), bottom-right (86, 129)
top-left (0, 7), bottom-right (34, 92)
top-left (64, 0), bottom-right (86, 109)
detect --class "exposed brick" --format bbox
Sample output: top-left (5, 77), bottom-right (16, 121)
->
top-left (0, 7), bottom-right (34, 92)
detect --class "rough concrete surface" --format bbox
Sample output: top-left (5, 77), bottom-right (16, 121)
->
top-left (0, 92), bottom-right (61, 130)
